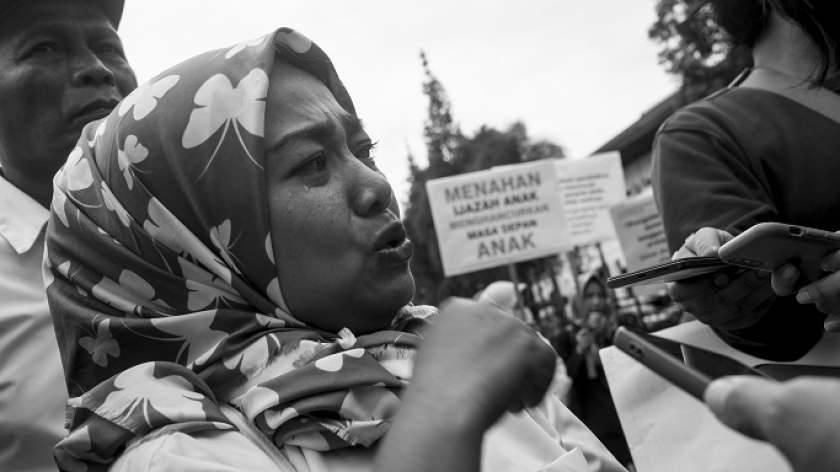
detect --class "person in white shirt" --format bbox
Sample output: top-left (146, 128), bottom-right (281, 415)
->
top-left (0, 0), bottom-right (136, 469)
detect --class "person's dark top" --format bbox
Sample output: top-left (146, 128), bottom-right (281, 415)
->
top-left (652, 86), bottom-right (840, 360)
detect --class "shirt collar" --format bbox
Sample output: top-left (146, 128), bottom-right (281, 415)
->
top-left (0, 175), bottom-right (50, 254)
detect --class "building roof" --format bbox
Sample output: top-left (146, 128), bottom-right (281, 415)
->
top-left (592, 91), bottom-right (684, 166)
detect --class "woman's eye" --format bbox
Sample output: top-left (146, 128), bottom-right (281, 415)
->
top-left (356, 141), bottom-right (378, 164)
top-left (295, 153), bottom-right (328, 174)
top-left (28, 42), bottom-right (59, 56)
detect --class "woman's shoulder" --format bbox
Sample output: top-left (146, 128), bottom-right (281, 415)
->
top-left (660, 87), bottom-right (818, 134)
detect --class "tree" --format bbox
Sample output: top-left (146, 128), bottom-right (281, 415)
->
top-left (403, 53), bottom-right (566, 306)
top-left (649, 0), bottom-right (753, 103)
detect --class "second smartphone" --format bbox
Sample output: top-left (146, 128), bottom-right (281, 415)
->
top-left (612, 327), bottom-right (840, 401)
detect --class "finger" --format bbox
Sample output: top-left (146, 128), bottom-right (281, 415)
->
top-left (822, 250), bottom-right (840, 273)
top-left (771, 264), bottom-right (801, 296)
top-left (671, 231), bottom-right (698, 260)
top-left (689, 227), bottom-right (733, 257)
top-left (679, 270), bottom-right (773, 326)
top-left (673, 245), bottom-right (698, 260)
top-left (704, 376), bottom-right (780, 441)
top-left (716, 269), bottom-right (772, 302)
top-left (796, 273), bottom-right (840, 314)
top-left (824, 314), bottom-right (840, 333)
top-left (666, 266), bottom-right (773, 329)
top-left (666, 266), bottom-right (742, 304)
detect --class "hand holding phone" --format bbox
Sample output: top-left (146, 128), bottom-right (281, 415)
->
top-left (607, 227), bottom-right (736, 289)
top-left (606, 257), bottom-right (731, 289)
top-left (705, 376), bottom-right (840, 472)
top-left (613, 327), bottom-right (840, 470)
top-left (612, 327), bottom-right (840, 401)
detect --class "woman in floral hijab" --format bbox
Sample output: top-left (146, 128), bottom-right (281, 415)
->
top-left (44, 28), bottom-right (625, 472)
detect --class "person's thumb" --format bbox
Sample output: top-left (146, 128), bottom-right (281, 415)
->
top-left (704, 376), bottom-right (779, 441)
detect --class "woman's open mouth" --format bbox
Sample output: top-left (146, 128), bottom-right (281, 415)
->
top-left (373, 222), bottom-right (414, 265)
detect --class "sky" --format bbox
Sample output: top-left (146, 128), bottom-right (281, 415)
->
top-left (118, 0), bottom-right (679, 209)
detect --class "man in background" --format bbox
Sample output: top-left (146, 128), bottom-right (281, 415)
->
top-left (0, 0), bottom-right (137, 469)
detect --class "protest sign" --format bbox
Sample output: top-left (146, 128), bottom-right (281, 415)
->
top-left (426, 160), bottom-right (568, 277)
top-left (609, 188), bottom-right (670, 272)
top-left (609, 188), bottom-right (670, 296)
top-left (555, 152), bottom-right (626, 248)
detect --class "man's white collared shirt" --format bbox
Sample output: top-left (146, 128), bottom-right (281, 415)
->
top-left (0, 176), bottom-right (66, 472)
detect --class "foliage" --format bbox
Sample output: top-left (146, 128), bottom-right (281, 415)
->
top-left (403, 53), bottom-right (566, 306)
top-left (649, 0), bottom-right (754, 103)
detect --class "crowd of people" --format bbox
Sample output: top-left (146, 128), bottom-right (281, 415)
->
top-left (1, 0), bottom-right (839, 471)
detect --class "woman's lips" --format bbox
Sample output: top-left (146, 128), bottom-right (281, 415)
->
top-left (375, 238), bottom-right (413, 265)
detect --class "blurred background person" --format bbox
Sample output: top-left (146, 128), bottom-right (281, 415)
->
top-left (554, 275), bottom-right (632, 469)
top-left (0, 0), bottom-right (137, 470)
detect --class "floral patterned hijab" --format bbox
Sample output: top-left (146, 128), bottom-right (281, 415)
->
top-left (44, 27), bottom-right (434, 471)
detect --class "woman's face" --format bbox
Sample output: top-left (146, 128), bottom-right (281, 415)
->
top-left (582, 279), bottom-right (607, 314)
top-left (264, 62), bottom-right (415, 334)
top-left (586, 311), bottom-right (607, 333)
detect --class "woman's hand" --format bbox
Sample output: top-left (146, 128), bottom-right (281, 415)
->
top-left (704, 376), bottom-right (840, 472)
top-left (667, 227), bottom-right (775, 330)
top-left (790, 249), bottom-right (840, 332)
top-left (375, 297), bottom-right (557, 472)
top-left (411, 297), bottom-right (557, 429)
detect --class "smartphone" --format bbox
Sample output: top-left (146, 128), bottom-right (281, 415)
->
top-left (605, 257), bottom-right (730, 289)
top-left (719, 222), bottom-right (840, 280)
top-left (613, 327), bottom-right (840, 401)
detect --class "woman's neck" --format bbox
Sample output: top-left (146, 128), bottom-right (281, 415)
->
top-left (752, 11), bottom-right (822, 83)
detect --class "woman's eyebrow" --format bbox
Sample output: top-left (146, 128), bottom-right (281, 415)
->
top-left (268, 113), bottom-right (366, 152)
top-left (342, 114), bottom-right (366, 139)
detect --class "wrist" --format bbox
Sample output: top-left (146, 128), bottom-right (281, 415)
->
top-left (399, 380), bottom-right (492, 435)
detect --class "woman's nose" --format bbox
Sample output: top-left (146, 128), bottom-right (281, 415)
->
top-left (72, 51), bottom-right (116, 87)
top-left (350, 160), bottom-right (394, 217)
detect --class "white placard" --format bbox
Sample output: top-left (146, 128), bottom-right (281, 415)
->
top-left (555, 151), bottom-right (627, 248)
top-left (609, 187), bottom-right (670, 273)
top-left (426, 160), bottom-right (568, 277)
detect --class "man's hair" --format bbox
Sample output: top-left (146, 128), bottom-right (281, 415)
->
top-left (768, 0), bottom-right (839, 86)
top-left (706, 0), bottom-right (771, 48)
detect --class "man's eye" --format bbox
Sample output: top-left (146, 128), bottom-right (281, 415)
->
top-left (98, 43), bottom-right (123, 56)
top-left (295, 153), bottom-right (328, 174)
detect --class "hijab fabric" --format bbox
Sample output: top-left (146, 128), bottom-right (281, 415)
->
top-left (44, 27), bottom-right (435, 471)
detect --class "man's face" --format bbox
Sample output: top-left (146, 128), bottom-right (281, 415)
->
top-left (0, 0), bottom-right (137, 181)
